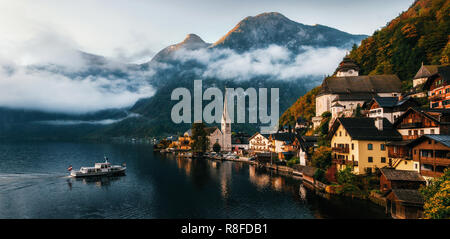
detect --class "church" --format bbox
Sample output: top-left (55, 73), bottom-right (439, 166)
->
top-left (312, 56), bottom-right (402, 129)
top-left (205, 90), bottom-right (232, 152)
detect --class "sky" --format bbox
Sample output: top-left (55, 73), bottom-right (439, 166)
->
top-left (0, 0), bottom-right (416, 115)
top-left (0, 0), bottom-right (415, 63)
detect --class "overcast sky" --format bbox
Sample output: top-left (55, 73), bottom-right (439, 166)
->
top-left (0, 0), bottom-right (414, 63)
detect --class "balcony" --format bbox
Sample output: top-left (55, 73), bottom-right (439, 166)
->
top-left (430, 94), bottom-right (444, 101)
top-left (388, 152), bottom-right (409, 158)
top-left (332, 147), bottom-right (349, 154)
top-left (421, 170), bottom-right (444, 178)
top-left (420, 156), bottom-right (450, 166)
top-left (398, 122), bottom-right (422, 129)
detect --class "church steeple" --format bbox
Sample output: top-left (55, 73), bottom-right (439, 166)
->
top-left (221, 89), bottom-right (232, 151)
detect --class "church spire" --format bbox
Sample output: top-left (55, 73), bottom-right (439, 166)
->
top-left (222, 89), bottom-right (230, 123)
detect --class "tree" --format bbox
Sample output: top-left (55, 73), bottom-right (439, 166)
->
top-left (191, 122), bottom-right (210, 154)
top-left (212, 142), bottom-right (221, 153)
top-left (419, 169), bottom-right (450, 219)
top-left (311, 146), bottom-right (332, 170)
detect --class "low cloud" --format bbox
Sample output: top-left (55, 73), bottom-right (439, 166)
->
top-left (34, 113), bottom-right (141, 125)
top-left (0, 31), bottom-right (156, 114)
top-left (172, 45), bottom-right (347, 81)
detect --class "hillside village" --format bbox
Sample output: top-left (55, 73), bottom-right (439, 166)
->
top-left (155, 55), bottom-right (449, 219)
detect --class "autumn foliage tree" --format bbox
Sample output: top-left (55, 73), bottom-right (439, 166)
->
top-left (420, 168), bottom-right (450, 219)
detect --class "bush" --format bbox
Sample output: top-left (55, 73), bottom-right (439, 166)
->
top-left (311, 146), bottom-right (332, 170)
top-left (313, 169), bottom-right (329, 184)
top-left (286, 157), bottom-right (300, 167)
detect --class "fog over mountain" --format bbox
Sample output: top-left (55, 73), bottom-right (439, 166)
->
top-left (0, 12), bottom-right (367, 139)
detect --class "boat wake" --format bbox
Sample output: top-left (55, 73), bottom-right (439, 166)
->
top-left (0, 172), bottom-right (68, 192)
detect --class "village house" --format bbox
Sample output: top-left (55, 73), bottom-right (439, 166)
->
top-left (248, 133), bottom-right (271, 153)
top-left (294, 135), bottom-right (318, 166)
top-left (313, 56), bottom-right (402, 129)
top-left (422, 65), bottom-right (450, 109)
top-left (365, 96), bottom-right (419, 123)
top-left (407, 134), bottom-right (450, 180)
top-left (379, 168), bottom-right (425, 193)
top-left (385, 189), bottom-right (424, 219)
top-left (392, 107), bottom-right (450, 140)
top-left (262, 132), bottom-right (296, 160)
top-left (408, 64), bottom-right (441, 98)
top-left (328, 117), bottom-right (402, 174)
top-left (385, 140), bottom-right (415, 171)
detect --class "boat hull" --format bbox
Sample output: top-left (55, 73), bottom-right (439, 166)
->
top-left (70, 168), bottom-right (126, 178)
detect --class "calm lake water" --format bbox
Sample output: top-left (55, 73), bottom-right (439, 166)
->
top-left (0, 141), bottom-right (388, 219)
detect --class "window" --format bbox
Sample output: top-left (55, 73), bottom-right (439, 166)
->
top-left (443, 100), bottom-right (450, 106)
top-left (339, 131), bottom-right (342, 136)
top-left (381, 144), bottom-right (385, 151)
top-left (368, 157), bottom-right (373, 163)
top-left (446, 88), bottom-right (450, 94)
top-left (431, 129), bottom-right (435, 134)
top-left (381, 157), bottom-right (386, 163)
top-left (351, 143), bottom-right (354, 150)
top-left (432, 102), bottom-right (439, 108)
top-left (414, 130), bottom-right (418, 135)
top-left (414, 149), bottom-right (417, 155)
top-left (415, 164), bottom-right (418, 169)
top-left (408, 130), bottom-right (412, 136)
top-left (368, 144), bottom-right (373, 150)
top-left (420, 130), bottom-right (424, 135)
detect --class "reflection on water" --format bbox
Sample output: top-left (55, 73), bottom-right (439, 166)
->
top-left (67, 175), bottom-right (124, 189)
top-left (0, 142), bottom-right (390, 219)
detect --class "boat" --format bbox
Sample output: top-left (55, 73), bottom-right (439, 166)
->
top-left (69, 157), bottom-right (126, 178)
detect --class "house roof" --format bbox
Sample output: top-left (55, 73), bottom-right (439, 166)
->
top-left (269, 132), bottom-right (297, 143)
top-left (380, 168), bottom-right (425, 182)
top-left (367, 96), bottom-right (419, 110)
top-left (423, 65), bottom-right (450, 90)
top-left (319, 75), bottom-right (401, 96)
top-left (389, 189), bottom-right (424, 205)
top-left (414, 64), bottom-right (440, 79)
top-left (329, 117), bottom-right (402, 141)
top-left (407, 134), bottom-right (450, 148)
top-left (393, 107), bottom-right (450, 127)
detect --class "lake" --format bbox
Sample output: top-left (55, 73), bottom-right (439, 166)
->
top-left (0, 141), bottom-right (389, 219)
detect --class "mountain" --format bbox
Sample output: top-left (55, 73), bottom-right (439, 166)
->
top-left (212, 12), bottom-right (367, 52)
top-left (349, 0), bottom-right (449, 87)
top-left (0, 12), bottom-right (369, 140)
top-left (150, 34), bottom-right (211, 63)
top-left (99, 13), bottom-right (368, 138)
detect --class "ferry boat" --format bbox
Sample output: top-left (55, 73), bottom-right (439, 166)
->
top-left (69, 157), bottom-right (126, 178)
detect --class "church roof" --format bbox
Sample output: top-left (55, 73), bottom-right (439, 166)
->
top-left (413, 64), bottom-right (440, 79)
top-left (336, 56), bottom-right (359, 72)
top-left (205, 127), bottom-right (220, 134)
top-left (319, 75), bottom-right (401, 96)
